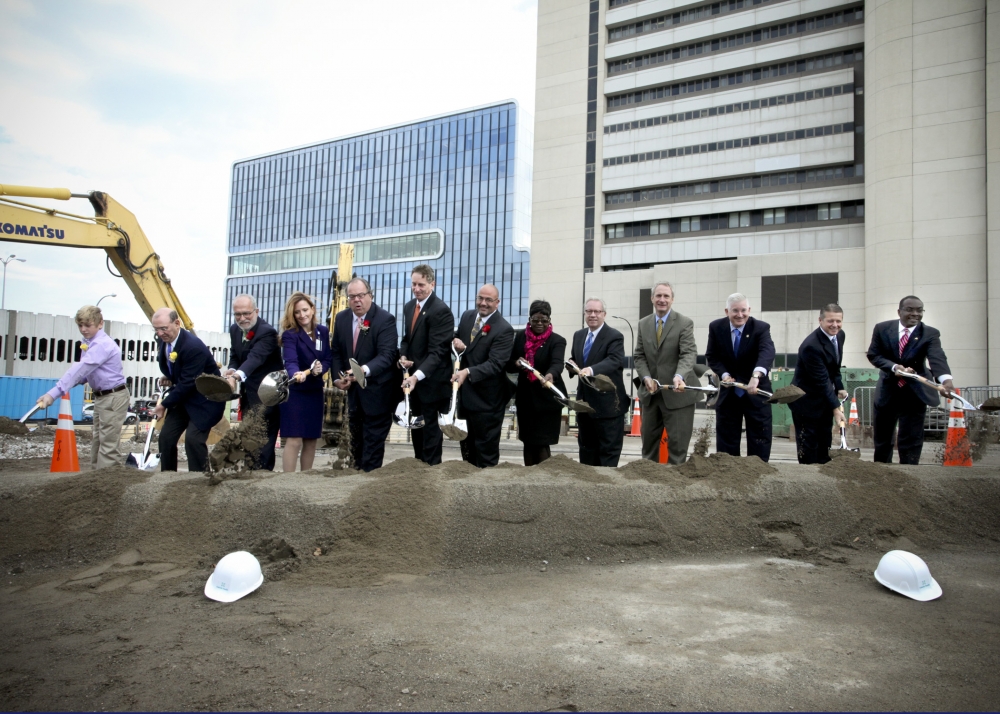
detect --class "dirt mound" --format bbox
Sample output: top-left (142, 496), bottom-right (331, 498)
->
top-left (207, 408), bottom-right (267, 482)
top-left (820, 455), bottom-right (921, 541)
top-left (617, 458), bottom-right (676, 484)
top-left (526, 453), bottom-right (613, 483)
top-left (769, 385), bottom-right (805, 403)
top-left (679, 452), bottom-right (777, 488)
top-left (0, 416), bottom-right (29, 435)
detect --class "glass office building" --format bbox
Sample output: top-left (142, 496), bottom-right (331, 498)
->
top-left (224, 101), bottom-right (532, 332)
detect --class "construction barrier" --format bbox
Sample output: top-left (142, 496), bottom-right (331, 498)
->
top-left (50, 394), bottom-right (80, 472)
top-left (658, 429), bottom-right (669, 464)
top-left (849, 397), bottom-right (859, 425)
top-left (627, 395), bottom-right (641, 437)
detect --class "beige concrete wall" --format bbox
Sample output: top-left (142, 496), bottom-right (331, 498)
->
top-left (988, 0), bottom-right (1000, 381)
top-left (530, 0), bottom-right (593, 342)
top-left (864, 0), bottom-right (988, 385)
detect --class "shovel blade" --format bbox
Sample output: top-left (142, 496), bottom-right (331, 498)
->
top-left (441, 419), bottom-right (468, 441)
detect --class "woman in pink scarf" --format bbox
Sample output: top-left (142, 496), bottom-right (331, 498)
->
top-left (505, 300), bottom-right (567, 465)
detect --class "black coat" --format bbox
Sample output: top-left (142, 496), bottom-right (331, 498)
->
top-left (399, 292), bottom-right (454, 403)
top-left (705, 316), bottom-right (775, 408)
top-left (570, 324), bottom-right (629, 419)
top-left (790, 327), bottom-right (845, 415)
top-left (507, 330), bottom-right (567, 446)
top-left (455, 309), bottom-right (515, 414)
top-left (158, 329), bottom-right (226, 432)
top-left (330, 302), bottom-right (402, 416)
top-left (867, 320), bottom-right (952, 408)
top-left (227, 318), bottom-right (284, 409)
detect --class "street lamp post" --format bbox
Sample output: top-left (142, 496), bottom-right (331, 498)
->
top-left (1, 255), bottom-right (27, 310)
top-left (611, 315), bottom-right (635, 403)
top-left (96, 293), bottom-right (117, 306)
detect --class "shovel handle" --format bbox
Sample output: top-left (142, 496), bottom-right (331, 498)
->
top-left (724, 382), bottom-right (773, 398)
top-left (19, 404), bottom-right (42, 423)
top-left (518, 359), bottom-right (565, 399)
top-left (402, 368), bottom-right (412, 396)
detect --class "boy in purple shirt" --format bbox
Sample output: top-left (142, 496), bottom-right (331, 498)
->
top-left (36, 305), bottom-right (129, 470)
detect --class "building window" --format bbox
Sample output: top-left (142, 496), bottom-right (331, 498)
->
top-left (608, 0), bottom-right (782, 42)
top-left (761, 273), bottom-right (838, 311)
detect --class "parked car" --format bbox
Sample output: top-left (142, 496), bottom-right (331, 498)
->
top-left (132, 399), bottom-right (160, 421)
top-left (81, 403), bottom-right (138, 425)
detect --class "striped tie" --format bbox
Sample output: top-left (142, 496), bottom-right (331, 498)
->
top-left (897, 328), bottom-right (910, 387)
top-left (470, 315), bottom-right (483, 341)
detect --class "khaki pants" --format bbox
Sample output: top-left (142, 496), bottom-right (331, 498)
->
top-left (92, 388), bottom-right (130, 470)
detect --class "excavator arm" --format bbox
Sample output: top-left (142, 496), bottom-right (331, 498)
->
top-left (0, 184), bottom-right (194, 329)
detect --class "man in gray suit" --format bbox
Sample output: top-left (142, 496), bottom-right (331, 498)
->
top-left (633, 282), bottom-right (700, 464)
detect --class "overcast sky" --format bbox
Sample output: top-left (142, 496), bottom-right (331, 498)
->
top-left (0, 0), bottom-right (538, 331)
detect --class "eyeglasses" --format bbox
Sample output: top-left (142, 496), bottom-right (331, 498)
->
top-left (153, 325), bottom-right (173, 333)
top-left (347, 292), bottom-right (371, 301)
top-left (584, 310), bottom-right (605, 315)
top-left (476, 296), bottom-right (498, 304)
top-left (233, 311), bottom-right (256, 318)
top-left (529, 316), bottom-right (550, 324)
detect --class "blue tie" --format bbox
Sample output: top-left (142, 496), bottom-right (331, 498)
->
top-left (732, 329), bottom-right (745, 397)
top-left (583, 332), bottom-right (594, 364)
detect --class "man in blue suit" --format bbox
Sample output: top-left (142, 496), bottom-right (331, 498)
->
top-left (867, 295), bottom-right (955, 464)
top-left (331, 278), bottom-right (401, 471)
top-left (705, 293), bottom-right (776, 461)
top-left (152, 308), bottom-right (226, 472)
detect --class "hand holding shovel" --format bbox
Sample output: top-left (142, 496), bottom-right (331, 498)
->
top-left (518, 358), bottom-right (595, 413)
top-left (719, 381), bottom-right (805, 404)
top-left (565, 359), bottom-right (616, 392)
top-left (895, 370), bottom-right (978, 410)
top-left (394, 366), bottom-right (423, 429)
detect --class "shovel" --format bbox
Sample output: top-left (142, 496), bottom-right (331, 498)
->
top-left (831, 396), bottom-right (860, 455)
top-left (518, 358), bottom-right (596, 414)
top-left (19, 404), bottom-right (43, 424)
top-left (439, 346), bottom-right (469, 440)
top-left (349, 358), bottom-right (367, 389)
top-left (565, 359), bottom-right (616, 392)
top-left (647, 378), bottom-right (719, 396)
top-left (896, 370), bottom-right (978, 411)
top-left (394, 367), bottom-right (424, 429)
top-left (126, 395), bottom-right (163, 471)
top-left (720, 381), bottom-right (805, 405)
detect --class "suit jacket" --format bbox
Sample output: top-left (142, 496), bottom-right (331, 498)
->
top-left (705, 316), bottom-right (775, 408)
top-left (227, 318), bottom-right (284, 407)
top-left (455, 309), bottom-right (515, 413)
top-left (399, 291), bottom-right (454, 403)
top-left (158, 329), bottom-right (226, 431)
top-left (867, 320), bottom-right (951, 408)
top-left (570, 324), bottom-right (629, 419)
top-left (506, 330), bottom-right (568, 414)
top-left (330, 302), bottom-right (402, 415)
top-left (633, 311), bottom-right (701, 410)
top-left (281, 324), bottom-right (332, 396)
top-left (790, 327), bottom-right (846, 414)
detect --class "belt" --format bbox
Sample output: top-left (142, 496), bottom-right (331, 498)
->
top-left (93, 384), bottom-right (128, 398)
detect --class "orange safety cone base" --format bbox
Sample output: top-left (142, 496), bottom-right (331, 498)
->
top-left (943, 389), bottom-right (973, 468)
top-left (658, 428), bottom-right (669, 464)
top-left (50, 394), bottom-right (80, 472)
top-left (627, 395), bottom-right (642, 437)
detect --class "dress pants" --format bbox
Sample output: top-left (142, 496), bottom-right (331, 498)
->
top-left (348, 400), bottom-right (393, 472)
top-left (158, 404), bottom-right (211, 472)
top-left (459, 409), bottom-right (505, 468)
top-left (640, 400), bottom-right (695, 465)
top-left (408, 390), bottom-right (449, 466)
top-left (92, 388), bottom-right (130, 470)
top-left (873, 388), bottom-right (928, 464)
top-left (578, 413), bottom-right (624, 467)
top-left (715, 392), bottom-right (772, 461)
top-left (241, 396), bottom-right (281, 471)
top-left (791, 411), bottom-right (833, 465)
top-left (523, 444), bottom-right (551, 466)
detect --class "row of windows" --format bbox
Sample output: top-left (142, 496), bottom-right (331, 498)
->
top-left (604, 201), bottom-right (864, 240)
top-left (605, 164), bottom-right (863, 206)
top-left (607, 49), bottom-right (863, 110)
top-left (607, 0), bottom-right (782, 42)
top-left (604, 83), bottom-right (855, 136)
top-left (603, 122), bottom-right (856, 167)
top-left (4, 335), bottom-right (230, 372)
top-left (228, 231), bottom-right (442, 277)
top-left (608, 8), bottom-right (863, 76)
top-left (762, 272), bottom-right (839, 312)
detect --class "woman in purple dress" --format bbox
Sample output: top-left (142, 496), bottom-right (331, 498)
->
top-left (279, 292), bottom-right (331, 472)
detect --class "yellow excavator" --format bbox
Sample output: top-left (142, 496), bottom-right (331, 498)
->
top-left (0, 183), bottom-right (192, 327)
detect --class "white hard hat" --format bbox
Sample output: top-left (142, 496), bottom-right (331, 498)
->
top-left (204, 551), bottom-right (264, 602)
top-left (874, 550), bottom-right (942, 601)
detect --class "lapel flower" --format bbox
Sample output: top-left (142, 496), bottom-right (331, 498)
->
top-left (80, 344), bottom-right (88, 351)
top-left (360, 320), bottom-right (371, 334)
top-left (482, 324), bottom-right (491, 335)
top-left (169, 351), bottom-right (178, 363)
top-left (246, 330), bottom-right (255, 341)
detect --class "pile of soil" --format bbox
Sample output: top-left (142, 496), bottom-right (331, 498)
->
top-left (769, 384), bottom-right (805, 403)
top-left (820, 455), bottom-right (920, 541)
top-left (965, 411), bottom-right (1000, 462)
top-left (0, 416), bottom-right (29, 435)
top-left (618, 451), bottom-right (776, 490)
top-left (980, 396), bottom-right (1000, 410)
top-left (207, 408), bottom-right (267, 483)
top-left (525, 453), bottom-right (613, 483)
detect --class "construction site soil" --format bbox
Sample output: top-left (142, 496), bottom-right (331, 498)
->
top-left (1, 449), bottom-right (999, 711)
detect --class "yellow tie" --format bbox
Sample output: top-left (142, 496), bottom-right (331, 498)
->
top-left (656, 319), bottom-right (663, 343)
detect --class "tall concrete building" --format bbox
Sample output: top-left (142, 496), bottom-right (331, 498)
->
top-left (533, 0), bottom-right (995, 384)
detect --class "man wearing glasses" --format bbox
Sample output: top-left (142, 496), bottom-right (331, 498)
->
top-left (331, 278), bottom-right (401, 471)
top-left (152, 308), bottom-right (225, 473)
top-left (569, 298), bottom-right (629, 466)
top-left (223, 294), bottom-right (284, 470)
top-left (452, 284), bottom-right (515, 467)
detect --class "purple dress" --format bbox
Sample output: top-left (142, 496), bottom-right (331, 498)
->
top-left (280, 325), bottom-right (332, 439)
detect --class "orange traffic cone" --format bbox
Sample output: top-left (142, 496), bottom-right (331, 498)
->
top-left (50, 394), bottom-right (80, 472)
top-left (849, 397), bottom-right (859, 425)
top-left (627, 395), bottom-right (642, 437)
top-left (943, 389), bottom-right (973, 467)
top-left (658, 428), bottom-right (669, 463)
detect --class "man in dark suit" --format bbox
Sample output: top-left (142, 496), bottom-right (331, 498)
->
top-left (452, 284), bottom-right (515, 468)
top-left (570, 298), bottom-right (629, 466)
top-left (705, 292), bottom-right (776, 461)
top-left (866, 295), bottom-right (955, 464)
top-left (331, 278), bottom-right (401, 471)
top-left (223, 294), bottom-right (283, 470)
top-left (633, 282), bottom-right (700, 465)
top-left (789, 304), bottom-right (847, 465)
top-left (399, 264), bottom-right (454, 465)
top-left (151, 308), bottom-right (226, 472)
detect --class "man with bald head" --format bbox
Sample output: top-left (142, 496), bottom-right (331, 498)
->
top-left (452, 284), bottom-right (515, 467)
top-left (152, 308), bottom-right (225, 472)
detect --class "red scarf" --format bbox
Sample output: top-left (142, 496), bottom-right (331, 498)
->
top-left (524, 325), bottom-right (552, 381)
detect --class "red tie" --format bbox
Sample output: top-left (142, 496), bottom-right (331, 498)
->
top-left (897, 328), bottom-right (910, 387)
top-left (411, 302), bottom-right (421, 333)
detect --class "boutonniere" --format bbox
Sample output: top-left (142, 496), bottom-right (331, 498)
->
top-left (482, 324), bottom-right (491, 334)
top-left (246, 330), bottom-right (255, 341)
top-left (80, 344), bottom-right (88, 351)
top-left (360, 320), bottom-right (371, 334)
top-left (169, 351), bottom-right (178, 363)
